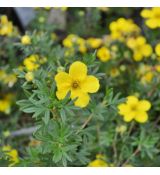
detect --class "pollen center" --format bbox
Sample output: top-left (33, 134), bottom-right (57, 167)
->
top-left (72, 81), bottom-right (79, 89)
top-left (130, 104), bottom-right (137, 111)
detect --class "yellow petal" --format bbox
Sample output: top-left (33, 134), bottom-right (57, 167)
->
top-left (141, 9), bottom-right (152, 18)
top-left (146, 19), bottom-right (158, 29)
top-left (56, 88), bottom-right (70, 100)
top-left (55, 72), bottom-right (72, 88)
top-left (70, 88), bottom-right (83, 99)
top-left (141, 44), bottom-right (153, 57)
top-left (123, 112), bottom-right (135, 122)
top-left (135, 112), bottom-right (148, 123)
top-left (138, 100), bottom-right (151, 111)
top-left (133, 52), bottom-right (143, 61)
top-left (118, 104), bottom-right (129, 115)
top-left (81, 75), bottom-right (100, 93)
top-left (74, 93), bottom-right (90, 108)
top-left (69, 61), bottom-right (87, 81)
top-left (127, 96), bottom-right (139, 105)
top-left (155, 43), bottom-right (160, 56)
top-left (136, 37), bottom-right (146, 46)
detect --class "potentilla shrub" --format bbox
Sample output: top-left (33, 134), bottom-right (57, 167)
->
top-left (1, 8), bottom-right (160, 167)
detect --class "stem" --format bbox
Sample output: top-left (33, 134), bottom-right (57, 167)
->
top-left (117, 121), bottom-right (135, 166)
top-left (127, 121), bottom-right (135, 137)
top-left (122, 146), bottom-right (140, 166)
top-left (76, 114), bottom-right (93, 134)
top-left (113, 132), bottom-right (118, 165)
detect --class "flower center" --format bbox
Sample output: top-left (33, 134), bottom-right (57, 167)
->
top-left (130, 104), bottom-right (137, 111)
top-left (72, 81), bottom-right (79, 89)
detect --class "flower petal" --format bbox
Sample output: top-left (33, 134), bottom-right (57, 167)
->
top-left (56, 88), bottom-right (70, 100)
top-left (123, 112), bottom-right (135, 122)
top-left (135, 112), bottom-right (148, 123)
top-left (138, 100), bottom-right (151, 111)
top-left (69, 61), bottom-right (87, 81)
top-left (141, 44), bottom-right (153, 57)
top-left (81, 75), bottom-right (100, 93)
top-left (127, 96), bottom-right (139, 105)
top-left (55, 72), bottom-right (72, 89)
top-left (146, 19), bottom-right (158, 29)
top-left (74, 93), bottom-right (90, 108)
top-left (118, 104), bottom-right (129, 115)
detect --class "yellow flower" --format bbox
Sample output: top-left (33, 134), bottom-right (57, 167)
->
top-left (141, 71), bottom-right (154, 84)
top-left (87, 38), bottom-right (102, 49)
top-left (25, 72), bottom-right (34, 82)
top-left (77, 38), bottom-right (87, 53)
top-left (54, 7), bottom-right (68, 12)
top-left (141, 7), bottom-right (160, 29)
top-left (0, 15), bottom-right (13, 36)
top-left (3, 130), bottom-right (11, 138)
top-left (155, 65), bottom-right (160, 72)
top-left (127, 36), bottom-right (153, 61)
top-left (3, 74), bottom-right (17, 87)
top-left (155, 43), bottom-right (160, 57)
top-left (21, 35), bottom-right (31, 45)
top-left (63, 34), bottom-right (87, 54)
top-left (23, 55), bottom-right (40, 71)
top-left (0, 100), bottom-right (11, 114)
top-left (38, 16), bottom-right (45, 23)
top-left (55, 61), bottom-right (100, 108)
top-left (88, 154), bottom-right (108, 167)
top-left (109, 18), bottom-right (140, 41)
top-left (110, 68), bottom-right (120, 77)
top-left (0, 93), bottom-right (14, 114)
top-left (63, 34), bottom-right (77, 48)
top-left (97, 47), bottom-right (111, 62)
top-left (65, 48), bottom-right (75, 57)
top-left (118, 96), bottom-right (151, 123)
top-left (44, 7), bottom-right (51, 10)
top-left (0, 70), bottom-right (17, 87)
top-left (116, 125), bottom-right (127, 134)
top-left (2, 145), bottom-right (19, 166)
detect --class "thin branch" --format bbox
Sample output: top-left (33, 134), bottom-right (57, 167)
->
top-left (122, 147), bottom-right (140, 166)
top-left (76, 114), bottom-right (93, 134)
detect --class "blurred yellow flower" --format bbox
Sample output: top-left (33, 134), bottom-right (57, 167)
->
top-left (155, 65), bottom-right (160, 72)
top-left (0, 70), bottom-right (17, 87)
top-left (63, 34), bottom-right (77, 48)
top-left (88, 154), bottom-right (108, 167)
top-left (118, 96), bottom-right (151, 123)
top-left (127, 36), bottom-right (153, 61)
top-left (63, 34), bottom-right (87, 54)
top-left (97, 46), bottom-right (111, 62)
top-left (116, 125), bottom-right (127, 134)
top-left (23, 55), bottom-right (40, 71)
top-left (21, 35), bottom-right (31, 45)
top-left (0, 94), bottom-right (14, 114)
top-left (25, 72), bottom-right (34, 82)
top-left (141, 7), bottom-right (160, 29)
top-left (155, 43), bottom-right (160, 57)
top-left (55, 61), bottom-right (100, 108)
top-left (109, 18), bottom-right (140, 41)
top-left (2, 145), bottom-right (19, 166)
top-left (110, 68), bottom-right (120, 77)
top-left (141, 71), bottom-right (154, 84)
top-left (0, 15), bottom-right (13, 36)
top-left (87, 38), bottom-right (102, 49)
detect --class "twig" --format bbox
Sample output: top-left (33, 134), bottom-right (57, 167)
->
top-left (122, 147), bottom-right (140, 166)
top-left (76, 114), bottom-right (93, 134)
top-left (112, 132), bottom-right (118, 165)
